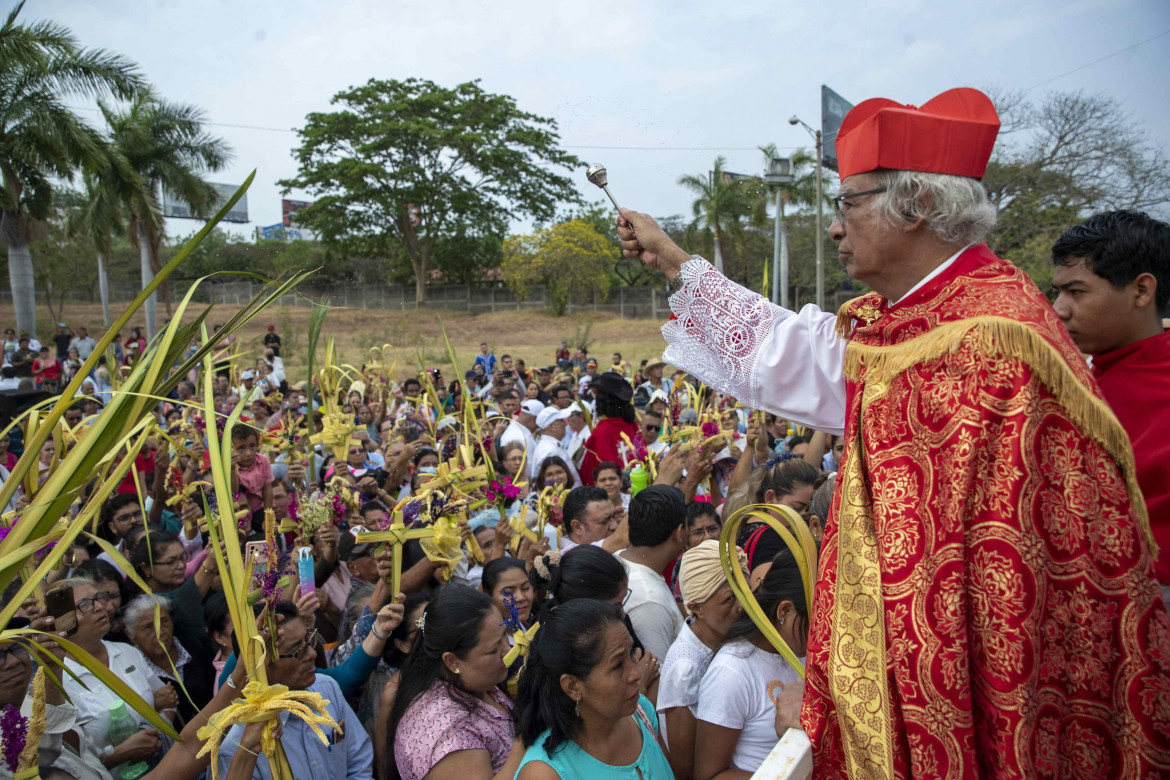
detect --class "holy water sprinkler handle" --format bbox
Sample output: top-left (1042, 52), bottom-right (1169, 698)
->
top-left (586, 163), bottom-right (623, 214)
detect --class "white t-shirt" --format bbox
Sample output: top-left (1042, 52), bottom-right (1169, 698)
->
top-left (500, 420), bottom-right (536, 474)
top-left (697, 638), bottom-right (803, 773)
top-left (657, 622), bottom-right (714, 750)
top-left (619, 554), bottom-right (684, 662)
top-left (64, 640), bottom-right (165, 759)
top-left (531, 435), bottom-right (580, 486)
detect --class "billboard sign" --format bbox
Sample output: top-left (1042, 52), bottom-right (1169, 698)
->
top-left (821, 85), bottom-right (854, 172)
top-left (161, 181), bottom-right (249, 223)
top-left (282, 199), bottom-right (312, 227)
top-left (260, 223), bottom-right (313, 241)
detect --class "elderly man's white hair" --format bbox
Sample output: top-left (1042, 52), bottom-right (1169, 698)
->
top-left (872, 170), bottom-right (998, 247)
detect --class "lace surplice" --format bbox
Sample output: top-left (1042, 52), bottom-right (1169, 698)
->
top-left (660, 257), bottom-right (848, 435)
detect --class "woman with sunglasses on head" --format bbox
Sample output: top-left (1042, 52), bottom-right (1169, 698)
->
top-left (514, 599), bottom-right (673, 779)
top-left (55, 576), bottom-right (176, 772)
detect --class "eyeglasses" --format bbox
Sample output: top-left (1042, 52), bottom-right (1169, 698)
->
top-left (0, 644), bottom-right (29, 664)
top-left (154, 553), bottom-right (190, 568)
top-left (113, 508), bottom-right (143, 524)
top-left (832, 186), bottom-right (887, 223)
top-left (621, 587), bottom-right (632, 607)
top-left (278, 628), bottom-right (319, 660)
top-left (642, 424), bottom-right (659, 432)
top-left (76, 591), bottom-right (111, 613)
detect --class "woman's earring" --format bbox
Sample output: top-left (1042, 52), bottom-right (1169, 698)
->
top-left (779, 618), bottom-right (785, 627)
top-left (574, 700), bottom-right (580, 718)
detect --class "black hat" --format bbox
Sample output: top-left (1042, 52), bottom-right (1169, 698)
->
top-left (588, 372), bottom-right (633, 403)
top-left (338, 531), bottom-right (373, 561)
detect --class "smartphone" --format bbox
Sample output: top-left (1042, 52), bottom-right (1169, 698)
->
top-left (45, 588), bottom-right (78, 637)
top-left (244, 541), bottom-right (268, 584)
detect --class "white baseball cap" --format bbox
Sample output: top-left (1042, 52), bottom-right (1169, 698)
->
top-left (536, 406), bottom-right (572, 430)
top-left (240, 370), bottom-right (255, 380)
top-left (520, 399), bottom-right (545, 417)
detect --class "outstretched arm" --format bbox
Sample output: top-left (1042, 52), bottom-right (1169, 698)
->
top-left (618, 210), bottom-right (847, 435)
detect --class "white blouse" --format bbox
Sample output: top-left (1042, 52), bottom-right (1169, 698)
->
top-left (656, 622), bottom-right (715, 750)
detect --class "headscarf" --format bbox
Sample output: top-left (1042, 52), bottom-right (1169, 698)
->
top-left (469, 507), bottom-right (501, 533)
top-left (679, 538), bottom-right (747, 616)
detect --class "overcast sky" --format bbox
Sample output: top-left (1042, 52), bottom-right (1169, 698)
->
top-left (40, 0), bottom-right (1170, 238)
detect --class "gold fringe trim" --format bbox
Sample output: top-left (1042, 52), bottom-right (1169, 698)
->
top-left (843, 315), bottom-right (1156, 554)
top-left (835, 296), bottom-right (869, 340)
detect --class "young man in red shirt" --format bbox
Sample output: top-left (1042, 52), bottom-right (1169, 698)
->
top-left (1051, 209), bottom-right (1170, 610)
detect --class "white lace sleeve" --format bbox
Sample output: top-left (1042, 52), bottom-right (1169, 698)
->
top-left (661, 257), bottom-right (848, 435)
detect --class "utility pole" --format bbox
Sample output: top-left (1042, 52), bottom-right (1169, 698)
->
top-left (790, 117), bottom-right (826, 309)
top-left (814, 129), bottom-right (824, 310)
top-left (764, 156), bottom-right (793, 307)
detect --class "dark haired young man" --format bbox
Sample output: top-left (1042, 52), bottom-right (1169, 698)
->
top-left (618, 485), bottom-right (687, 661)
top-left (1052, 209), bottom-right (1170, 607)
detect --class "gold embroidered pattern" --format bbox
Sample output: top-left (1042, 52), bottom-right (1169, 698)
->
top-left (827, 420), bottom-right (895, 779)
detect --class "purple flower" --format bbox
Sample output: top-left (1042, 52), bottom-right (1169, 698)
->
top-left (330, 494), bottom-right (348, 521)
top-left (488, 477), bottom-right (519, 504)
top-left (500, 592), bottom-right (523, 633)
top-left (701, 421), bottom-right (719, 437)
top-left (0, 703), bottom-right (27, 771)
top-left (0, 527), bottom-right (9, 544)
top-left (402, 500), bottom-right (422, 528)
top-left (427, 493), bottom-right (449, 524)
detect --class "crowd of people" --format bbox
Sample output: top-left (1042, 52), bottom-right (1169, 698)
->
top-left (2, 84), bottom-right (1169, 780)
top-left (1, 308), bottom-right (840, 780)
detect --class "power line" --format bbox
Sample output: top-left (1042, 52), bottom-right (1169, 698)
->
top-left (565, 144), bottom-right (802, 151)
top-left (1023, 28), bottom-right (1170, 92)
top-left (67, 103), bottom-right (805, 152)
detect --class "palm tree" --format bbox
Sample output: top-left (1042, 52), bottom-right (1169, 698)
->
top-left (75, 144), bottom-right (148, 328)
top-left (0, 1), bottom-right (143, 337)
top-left (102, 94), bottom-right (231, 338)
top-left (678, 157), bottom-right (758, 274)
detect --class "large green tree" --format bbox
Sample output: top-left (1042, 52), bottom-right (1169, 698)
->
top-left (279, 78), bottom-right (581, 305)
top-left (102, 93), bottom-right (231, 338)
top-left (0, 1), bottom-right (143, 337)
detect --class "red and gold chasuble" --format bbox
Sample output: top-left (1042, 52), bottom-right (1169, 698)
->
top-left (801, 244), bottom-right (1170, 778)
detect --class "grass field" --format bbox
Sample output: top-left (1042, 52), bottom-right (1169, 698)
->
top-left (1, 300), bottom-right (671, 382)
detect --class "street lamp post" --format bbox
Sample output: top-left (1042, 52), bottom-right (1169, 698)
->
top-left (764, 156), bottom-right (793, 307)
top-left (790, 116), bottom-right (825, 310)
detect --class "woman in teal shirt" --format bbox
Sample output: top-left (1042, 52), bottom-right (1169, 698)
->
top-left (515, 600), bottom-right (673, 779)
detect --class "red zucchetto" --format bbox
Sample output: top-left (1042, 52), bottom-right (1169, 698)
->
top-left (835, 87), bottom-right (1000, 180)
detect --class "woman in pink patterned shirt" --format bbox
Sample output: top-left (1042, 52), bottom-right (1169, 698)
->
top-left (384, 586), bottom-right (522, 780)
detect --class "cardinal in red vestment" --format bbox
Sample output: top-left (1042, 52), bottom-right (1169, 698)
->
top-left (617, 88), bottom-right (1170, 778)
